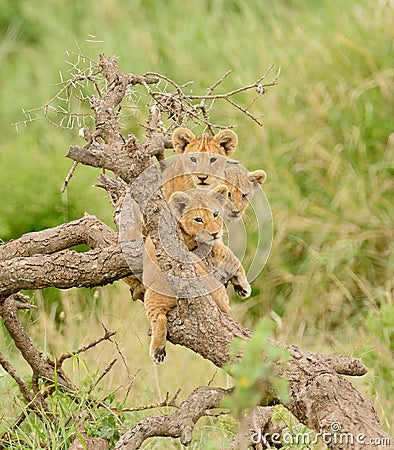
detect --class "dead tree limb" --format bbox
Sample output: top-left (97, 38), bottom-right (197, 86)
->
top-left (0, 243), bottom-right (132, 297)
top-left (0, 214), bottom-right (141, 300)
top-left (161, 299), bottom-right (393, 450)
top-left (114, 387), bottom-right (230, 449)
top-left (0, 213), bottom-right (116, 261)
top-left (0, 294), bottom-right (72, 389)
top-left (1, 53), bottom-right (392, 449)
top-left (0, 349), bottom-right (36, 404)
top-left (116, 391), bottom-right (283, 450)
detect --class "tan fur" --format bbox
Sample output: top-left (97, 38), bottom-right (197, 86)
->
top-left (224, 167), bottom-right (267, 219)
top-left (162, 128), bottom-right (238, 201)
top-left (170, 184), bottom-right (228, 249)
top-left (170, 184), bottom-right (251, 300)
top-left (144, 186), bottom-right (233, 364)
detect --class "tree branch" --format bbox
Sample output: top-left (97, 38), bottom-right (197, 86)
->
top-left (0, 295), bottom-right (72, 388)
top-left (163, 300), bottom-right (392, 450)
top-left (114, 387), bottom-right (230, 449)
top-left (0, 214), bottom-right (117, 261)
top-left (57, 327), bottom-right (116, 366)
top-left (0, 350), bottom-right (35, 404)
top-left (3, 53), bottom-right (392, 449)
top-left (0, 244), bottom-right (133, 298)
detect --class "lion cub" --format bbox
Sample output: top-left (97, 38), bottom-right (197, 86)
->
top-left (162, 127), bottom-right (238, 201)
top-left (161, 128), bottom-right (251, 294)
top-left (144, 185), bottom-right (249, 363)
top-left (224, 166), bottom-right (267, 219)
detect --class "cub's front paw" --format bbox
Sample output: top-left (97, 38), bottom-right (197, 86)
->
top-left (233, 279), bottom-right (252, 299)
top-left (150, 344), bottom-right (166, 364)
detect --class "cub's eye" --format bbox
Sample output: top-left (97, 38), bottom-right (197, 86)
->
top-left (190, 156), bottom-right (197, 163)
top-left (242, 193), bottom-right (249, 200)
top-left (213, 211), bottom-right (219, 218)
top-left (227, 192), bottom-right (232, 199)
top-left (194, 217), bottom-right (203, 223)
top-left (209, 157), bottom-right (217, 164)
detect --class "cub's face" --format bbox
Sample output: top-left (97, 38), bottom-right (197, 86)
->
top-left (224, 167), bottom-right (267, 219)
top-left (171, 128), bottom-right (238, 190)
top-left (170, 185), bottom-right (228, 244)
top-left (180, 152), bottom-right (226, 189)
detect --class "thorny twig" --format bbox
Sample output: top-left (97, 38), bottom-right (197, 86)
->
top-left (15, 52), bottom-right (279, 135)
top-left (121, 387), bottom-right (182, 413)
top-left (57, 325), bottom-right (116, 366)
top-left (194, 69), bottom-right (232, 134)
top-left (88, 358), bottom-right (118, 394)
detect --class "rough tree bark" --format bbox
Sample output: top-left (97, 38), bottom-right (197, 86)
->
top-left (0, 54), bottom-right (392, 450)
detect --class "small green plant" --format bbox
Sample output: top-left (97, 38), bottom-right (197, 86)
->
top-left (272, 405), bottom-right (325, 449)
top-left (216, 414), bottom-right (237, 437)
top-left (0, 355), bottom-right (128, 449)
top-left (223, 318), bottom-right (291, 418)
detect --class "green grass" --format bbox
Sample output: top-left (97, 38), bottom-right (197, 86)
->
top-left (0, 0), bottom-right (393, 447)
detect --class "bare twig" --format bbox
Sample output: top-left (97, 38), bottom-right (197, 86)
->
top-left (61, 160), bottom-right (79, 193)
top-left (88, 359), bottom-right (118, 393)
top-left (95, 173), bottom-right (128, 206)
top-left (194, 70), bottom-right (231, 134)
top-left (57, 327), bottom-right (116, 366)
top-left (225, 96), bottom-right (264, 126)
top-left (187, 65), bottom-right (279, 100)
top-left (111, 335), bottom-right (134, 393)
top-left (0, 351), bottom-right (34, 404)
top-left (0, 295), bottom-right (72, 388)
top-left (121, 387), bottom-right (182, 413)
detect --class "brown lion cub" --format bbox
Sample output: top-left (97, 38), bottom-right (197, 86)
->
top-left (162, 127), bottom-right (238, 201)
top-left (161, 128), bottom-right (251, 297)
top-left (144, 185), bottom-right (239, 364)
top-left (224, 166), bottom-right (267, 219)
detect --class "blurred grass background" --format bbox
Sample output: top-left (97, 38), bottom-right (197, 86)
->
top-left (0, 0), bottom-right (393, 447)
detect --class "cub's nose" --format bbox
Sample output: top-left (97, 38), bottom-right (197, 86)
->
top-left (211, 232), bottom-right (218, 239)
top-left (231, 209), bottom-right (240, 217)
top-left (197, 175), bottom-right (209, 182)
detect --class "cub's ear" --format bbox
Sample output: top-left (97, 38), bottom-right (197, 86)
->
top-left (172, 128), bottom-right (196, 154)
top-left (169, 191), bottom-right (190, 216)
top-left (249, 170), bottom-right (267, 188)
top-left (212, 184), bottom-right (229, 206)
top-left (214, 129), bottom-right (238, 156)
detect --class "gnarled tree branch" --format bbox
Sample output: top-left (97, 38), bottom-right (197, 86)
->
top-left (1, 53), bottom-right (392, 449)
top-left (0, 294), bottom-right (72, 388)
top-left (0, 214), bottom-right (116, 261)
top-left (0, 243), bottom-right (132, 298)
top-left (114, 387), bottom-right (230, 449)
